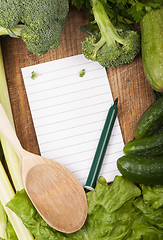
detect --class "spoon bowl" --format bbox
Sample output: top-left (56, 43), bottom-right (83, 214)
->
top-left (0, 104), bottom-right (87, 233)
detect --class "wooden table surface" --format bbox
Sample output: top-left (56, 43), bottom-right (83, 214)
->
top-left (1, 7), bottom-right (153, 156)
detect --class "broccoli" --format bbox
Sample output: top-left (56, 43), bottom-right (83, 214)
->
top-left (0, 0), bottom-right (69, 55)
top-left (82, 0), bottom-right (140, 68)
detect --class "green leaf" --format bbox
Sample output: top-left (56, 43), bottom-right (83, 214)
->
top-left (69, 0), bottom-right (91, 11)
top-left (134, 196), bottom-right (163, 230)
top-left (6, 221), bottom-right (18, 240)
top-left (141, 184), bottom-right (163, 209)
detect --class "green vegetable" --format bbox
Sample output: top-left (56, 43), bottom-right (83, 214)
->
top-left (134, 196), bottom-right (163, 230)
top-left (117, 155), bottom-right (163, 185)
top-left (0, 0), bottom-right (69, 55)
top-left (69, 0), bottom-right (91, 11)
top-left (134, 97), bottom-right (163, 139)
top-left (0, 43), bottom-right (34, 239)
top-left (31, 71), bottom-right (38, 80)
top-left (140, 6), bottom-right (163, 92)
top-left (6, 221), bottom-right (18, 240)
top-left (7, 176), bottom-right (163, 239)
top-left (123, 132), bottom-right (163, 156)
top-left (70, 0), bottom-right (162, 25)
top-left (0, 202), bottom-right (7, 239)
top-left (0, 44), bottom-right (24, 191)
top-left (141, 184), bottom-right (163, 209)
top-left (0, 159), bottom-right (33, 240)
top-left (79, 69), bottom-right (85, 77)
top-left (82, 0), bottom-right (140, 68)
top-left (7, 176), bottom-right (142, 239)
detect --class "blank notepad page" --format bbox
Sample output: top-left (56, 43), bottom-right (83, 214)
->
top-left (21, 54), bottom-right (124, 186)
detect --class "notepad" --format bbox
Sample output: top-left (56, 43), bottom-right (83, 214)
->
top-left (21, 54), bottom-right (124, 186)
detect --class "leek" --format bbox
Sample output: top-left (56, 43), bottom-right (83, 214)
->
top-left (0, 41), bottom-right (34, 240)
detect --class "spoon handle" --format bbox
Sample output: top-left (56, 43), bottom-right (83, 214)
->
top-left (0, 104), bottom-right (23, 158)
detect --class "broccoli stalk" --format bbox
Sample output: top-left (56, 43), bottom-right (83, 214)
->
top-left (0, 25), bottom-right (24, 37)
top-left (82, 0), bottom-right (140, 67)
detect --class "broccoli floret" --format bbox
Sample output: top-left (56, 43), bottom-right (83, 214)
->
top-left (0, 0), bottom-right (22, 29)
top-left (82, 0), bottom-right (140, 67)
top-left (0, 0), bottom-right (69, 55)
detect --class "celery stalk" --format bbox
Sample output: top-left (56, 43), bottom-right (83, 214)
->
top-left (0, 201), bottom-right (7, 239)
top-left (0, 161), bottom-right (34, 240)
top-left (0, 43), bottom-right (23, 191)
top-left (0, 42), bottom-right (34, 239)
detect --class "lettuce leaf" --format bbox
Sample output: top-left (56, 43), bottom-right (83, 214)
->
top-left (128, 217), bottom-right (163, 240)
top-left (7, 189), bottom-right (67, 240)
top-left (141, 184), bottom-right (163, 209)
top-left (6, 176), bottom-right (163, 239)
top-left (6, 221), bottom-right (18, 240)
top-left (134, 196), bottom-right (163, 230)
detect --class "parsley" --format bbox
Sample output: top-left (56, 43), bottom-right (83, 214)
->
top-left (70, 0), bottom-right (162, 24)
top-left (31, 71), bottom-right (38, 80)
top-left (79, 69), bottom-right (86, 77)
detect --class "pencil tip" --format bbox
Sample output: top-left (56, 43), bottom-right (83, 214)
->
top-left (114, 98), bottom-right (118, 105)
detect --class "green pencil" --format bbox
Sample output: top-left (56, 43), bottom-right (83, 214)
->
top-left (85, 98), bottom-right (118, 191)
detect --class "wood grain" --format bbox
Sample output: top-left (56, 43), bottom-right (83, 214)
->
top-left (1, 7), bottom-right (153, 155)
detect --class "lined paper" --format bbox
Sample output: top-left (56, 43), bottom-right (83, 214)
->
top-left (21, 54), bottom-right (124, 186)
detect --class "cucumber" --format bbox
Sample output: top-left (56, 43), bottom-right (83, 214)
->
top-left (140, 6), bottom-right (163, 92)
top-left (123, 132), bottom-right (163, 156)
top-left (135, 96), bottom-right (163, 139)
top-left (117, 155), bottom-right (163, 185)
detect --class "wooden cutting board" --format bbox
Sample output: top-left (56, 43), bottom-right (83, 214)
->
top-left (1, 8), bottom-right (153, 156)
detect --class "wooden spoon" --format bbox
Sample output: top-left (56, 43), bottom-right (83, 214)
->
top-left (0, 104), bottom-right (87, 233)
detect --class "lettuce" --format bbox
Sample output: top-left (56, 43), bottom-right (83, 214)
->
top-left (7, 176), bottom-right (163, 239)
top-left (134, 197), bottom-right (163, 230)
top-left (6, 221), bottom-right (18, 240)
top-left (141, 184), bottom-right (163, 209)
